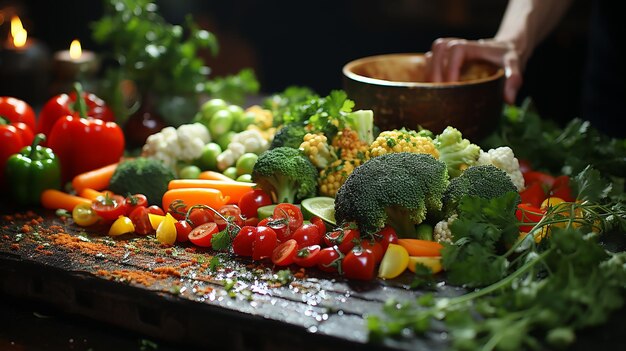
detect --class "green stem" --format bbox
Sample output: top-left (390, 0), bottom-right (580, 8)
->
top-left (28, 134), bottom-right (46, 160)
top-left (73, 82), bottom-right (89, 119)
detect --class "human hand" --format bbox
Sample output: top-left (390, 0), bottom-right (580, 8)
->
top-left (425, 38), bottom-right (523, 105)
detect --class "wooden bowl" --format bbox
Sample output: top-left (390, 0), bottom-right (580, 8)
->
top-left (342, 53), bottom-right (505, 140)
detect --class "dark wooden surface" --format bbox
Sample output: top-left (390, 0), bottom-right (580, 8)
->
top-left (0, 208), bottom-right (457, 351)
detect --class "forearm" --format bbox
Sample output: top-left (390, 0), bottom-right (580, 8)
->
top-left (495, 0), bottom-right (573, 68)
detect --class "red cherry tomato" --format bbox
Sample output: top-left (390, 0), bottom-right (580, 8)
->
top-left (244, 217), bottom-right (260, 227)
top-left (519, 181), bottom-right (547, 208)
top-left (214, 204), bottom-right (244, 230)
top-left (323, 227), bottom-right (358, 253)
top-left (293, 245), bottom-right (321, 268)
top-left (174, 220), bottom-right (192, 243)
top-left (128, 206), bottom-right (152, 235)
top-left (125, 194), bottom-right (148, 215)
top-left (375, 226), bottom-right (398, 252)
top-left (342, 249), bottom-right (376, 280)
top-left (292, 223), bottom-right (323, 248)
top-left (516, 203), bottom-right (545, 232)
top-left (232, 226), bottom-right (258, 257)
top-left (91, 194), bottom-right (128, 221)
top-left (360, 239), bottom-right (384, 264)
top-left (317, 246), bottom-right (343, 273)
top-left (188, 222), bottom-right (219, 247)
top-left (273, 203), bottom-right (303, 232)
top-left (271, 239), bottom-right (298, 266)
top-left (252, 226), bottom-right (278, 260)
top-left (188, 208), bottom-right (215, 228)
top-left (238, 189), bottom-right (273, 219)
top-left (309, 216), bottom-right (327, 237)
top-left (550, 175), bottom-right (574, 202)
top-left (147, 205), bottom-right (165, 216)
top-left (258, 217), bottom-right (291, 242)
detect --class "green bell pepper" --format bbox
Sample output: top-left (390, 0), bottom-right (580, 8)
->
top-left (5, 134), bottom-right (61, 206)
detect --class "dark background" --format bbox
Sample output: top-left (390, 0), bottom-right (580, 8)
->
top-left (1, 0), bottom-right (590, 126)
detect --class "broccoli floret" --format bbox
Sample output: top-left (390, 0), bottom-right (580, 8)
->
top-left (251, 146), bottom-right (318, 204)
top-left (109, 157), bottom-right (176, 206)
top-left (334, 152), bottom-right (449, 238)
top-left (434, 126), bottom-right (481, 178)
top-left (441, 164), bottom-right (520, 218)
top-left (269, 123), bottom-right (307, 149)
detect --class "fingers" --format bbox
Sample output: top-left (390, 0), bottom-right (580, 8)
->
top-left (502, 52), bottom-right (523, 104)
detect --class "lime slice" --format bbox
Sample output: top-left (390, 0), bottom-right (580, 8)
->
top-left (257, 204), bottom-right (278, 220)
top-left (300, 197), bottom-right (336, 225)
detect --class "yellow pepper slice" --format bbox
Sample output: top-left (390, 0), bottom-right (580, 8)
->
top-left (378, 243), bottom-right (409, 279)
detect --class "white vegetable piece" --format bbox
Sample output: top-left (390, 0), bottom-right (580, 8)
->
top-left (142, 123), bottom-right (211, 169)
top-left (476, 146), bottom-right (525, 191)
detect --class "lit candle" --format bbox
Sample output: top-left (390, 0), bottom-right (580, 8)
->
top-left (0, 16), bottom-right (50, 105)
top-left (51, 39), bottom-right (100, 95)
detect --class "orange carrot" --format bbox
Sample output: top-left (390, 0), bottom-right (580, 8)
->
top-left (41, 189), bottom-right (91, 212)
top-left (198, 170), bottom-right (237, 182)
top-left (162, 188), bottom-right (230, 213)
top-left (396, 239), bottom-right (444, 257)
top-left (71, 162), bottom-right (118, 193)
top-left (167, 179), bottom-right (255, 204)
top-left (79, 188), bottom-right (113, 201)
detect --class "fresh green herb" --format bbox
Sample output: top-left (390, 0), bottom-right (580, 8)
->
top-left (13, 233), bottom-right (23, 242)
top-left (208, 253), bottom-right (227, 271)
top-left (55, 209), bottom-right (70, 217)
top-left (139, 338), bottom-right (158, 350)
top-left (271, 269), bottom-right (294, 286)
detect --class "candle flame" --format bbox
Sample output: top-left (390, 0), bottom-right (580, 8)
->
top-left (69, 39), bottom-right (82, 59)
top-left (11, 16), bottom-right (27, 48)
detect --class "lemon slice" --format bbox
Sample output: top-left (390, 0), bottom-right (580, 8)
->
top-left (378, 243), bottom-right (410, 279)
top-left (300, 197), bottom-right (336, 225)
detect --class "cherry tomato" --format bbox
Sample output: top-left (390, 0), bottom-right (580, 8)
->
top-left (188, 208), bottom-right (215, 227)
top-left (293, 245), bottom-right (321, 268)
top-left (72, 202), bottom-right (100, 227)
top-left (147, 205), bottom-right (165, 216)
top-left (273, 203), bottom-right (303, 232)
top-left (519, 181), bottom-right (547, 208)
top-left (342, 249), bottom-right (376, 280)
top-left (360, 239), bottom-right (384, 263)
top-left (174, 220), bottom-right (193, 242)
top-left (91, 194), bottom-right (128, 221)
top-left (232, 226), bottom-right (258, 257)
top-left (309, 216), bottom-right (327, 237)
top-left (375, 226), bottom-right (398, 252)
top-left (523, 171), bottom-right (555, 189)
top-left (271, 239), bottom-right (298, 266)
top-left (238, 189), bottom-right (273, 219)
top-left (128, 206), bottom-right (153, 235)
top-left (292, 223), bottom-right (323, 248)
top-left (317, 246), bottom-right (343, 273)
top-left (214, 204), bottom-right (244, 230)
top-left (188, 222), bottom-right (219, 247)
top-left (516, 203), bottom-right (545, 232)
top-left (244, 217), bottom-right (260, 227)
top-left (550, 175), bottom-right (575, 202)
top-left (252, 226), bottom-right (278, 260)
top-left (258, 217), bottom-right (291, 242)
top-left (323, 227), bottom-right (358, 253)
top-left (124, 194), bottom-right (148, 214)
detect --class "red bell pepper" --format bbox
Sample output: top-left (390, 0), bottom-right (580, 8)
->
top-left (37, 89), bottom-right (115, 138)
top-left (1, 117), bottom-right (34, 189)
top-left (0, 96), bottom-right (37, 131)
top-left (47, 84), bottom-right (125, 183)
top-left (516, 203), bottom-right (545, 232)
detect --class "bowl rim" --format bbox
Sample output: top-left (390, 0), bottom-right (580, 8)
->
top-left (342, 53), bottom-right (505, 88)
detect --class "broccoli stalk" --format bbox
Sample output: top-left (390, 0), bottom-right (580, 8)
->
top-left (344, 109), bottom-right (375, 144)
top-left (252, 147), bottom-right (318, 204)
top-left (334, 153), bottom-right (449, 238)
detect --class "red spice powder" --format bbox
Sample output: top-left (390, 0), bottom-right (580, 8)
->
top-left (49, 233), bottom-right (122, 258)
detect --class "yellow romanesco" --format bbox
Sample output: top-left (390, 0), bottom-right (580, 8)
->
top-left (299, 133), bottom-right (338, 169)
top-left (318, 158), bottom-right (360, 197)
top-left (369, 128), bottom-right (439, 159)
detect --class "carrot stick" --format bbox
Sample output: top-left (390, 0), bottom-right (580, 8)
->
top-left (162, 188), bottom-right (230, 213)
top-left (168, 179), bottom-right (255, 204)
top-left (198, 170), bottom-right (236, 182)
top-left (41, 189), bottom-right (91, 212)
top-left (396, 239), bottom-right (444, 257)
top-left (79, 188), bottom-right (113, 201)
top-left (71, 162), bottom-right (118, 193)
